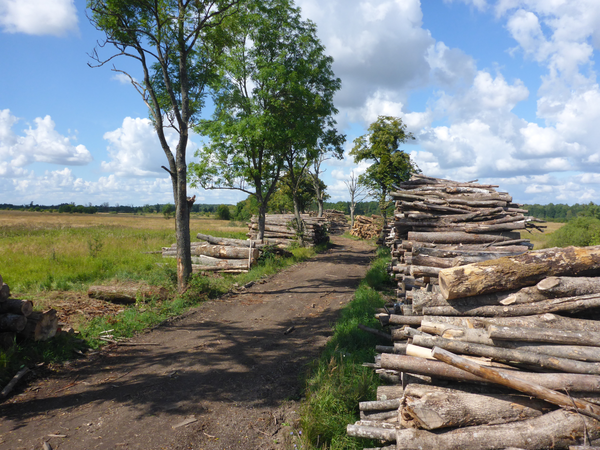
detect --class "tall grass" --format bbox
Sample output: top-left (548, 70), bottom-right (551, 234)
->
top-left (297, 247), bottom-right (392, 449)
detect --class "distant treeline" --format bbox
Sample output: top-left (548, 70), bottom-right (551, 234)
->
top-left (523, 202), bottom-right (600, 222)
top-left (0, 202), bottom-right (224, 215)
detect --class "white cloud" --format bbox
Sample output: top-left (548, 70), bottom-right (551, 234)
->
top-left (0, 110), bottom-right (92, 177)
top-left (0, 0), bottom-right (78, 36)
top-left (101, 117), bottom-right (198, 178)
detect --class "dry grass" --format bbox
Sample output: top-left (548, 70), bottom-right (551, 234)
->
top-left (521, 222), bottom-right (565, 249)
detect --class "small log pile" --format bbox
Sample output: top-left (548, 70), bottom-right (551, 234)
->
top-left (247, 214), bottom-right (329, 247)
top-left (163, 234), bottom-right (262, 274)
top-left (388, 174), bottom-right (543, 308)
top-left (320, 209), bottom-right (350, 235)
top-left (0, 274), bottom-right (58, 349)
top-left (350, 215), bottom-right (383, 239)
top-left (347, 245), bottom-right (600, 449)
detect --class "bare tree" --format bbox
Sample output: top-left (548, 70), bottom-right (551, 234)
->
top-left (345, 171), bottom-right (369, 228)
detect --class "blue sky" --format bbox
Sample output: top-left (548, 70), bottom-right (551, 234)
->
top-left (1, 0), bottom-right (600, 207)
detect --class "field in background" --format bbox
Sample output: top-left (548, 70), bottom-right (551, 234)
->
top-left (0, 210), bottom-right (248, 293)
top-left (521, 221), bottom-right (565, 249)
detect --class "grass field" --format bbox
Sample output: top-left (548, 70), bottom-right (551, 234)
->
top-left (521, 221), bottom-right (565, 249)
top-left (0, 210), bottom-right (247, 293)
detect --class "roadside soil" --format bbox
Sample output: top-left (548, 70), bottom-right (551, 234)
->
top-left (0, 236), bottom-right (375, 450)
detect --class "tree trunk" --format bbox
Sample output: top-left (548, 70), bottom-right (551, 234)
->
top-left (257, 202), bottom-right (267, 241)
top-left (408, 231), bottom-right (518, 245)
top-left (432, 347), bottom-right (600, 420)
top-left (537, 276), bottom-right (600, 297)
top-left (191, 244), bottom-right (259, 260)
top-left (196, 233), bottom-right (262, 248)
top-left (190, 256), bottom-right (250, 268)
top-left (175, 164), bottom-right (192, 293)
top-left (395, 409), bottom-right (600, 449)
top-left (379, 353), bottom-right (600, 391)
top-left (292, 194), bottom-right (305, 247)
top-left (488, 325), bottom-right (600, 347)
top-left (401, 384), bottom-right (549, 430)
top-left (438, 245), bottom-right (600, 300)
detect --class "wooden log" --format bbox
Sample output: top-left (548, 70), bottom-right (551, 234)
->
top-left (380, 353), bottom-right (600, 392)
top-left (401, 384), bottom-right (549, 430)
top-left (439, 245), bottom-right (600, 300)
top-left (410, 265), bottom-right (442, 277)
top-left (408, 231), bottom-right (518, 245)
top-left (0, 283), bottom-right (9, 302)
top-left (191, 244), bottom-right (259, 260)
top-left (0, 299), bottom-right (33, 317)
top-left (412, 290), bottom-right (514, 314)
top-left (191, 265), bottom-right (248, 274)
top-left (395, 409), bottom-right (600, 449)
top-left (196, 233), bottom-right (262, 248)
top-left (19, 309), bottom-right (58, 341)
top-left (537, 276), bottom-right (600, 297)
top-left (413, 334), bottom-right (600, 375)
top-left (346, 423), bottom-right (397, 441)
top-left (489, 325), bottom-right (600, 347)
top-left (501, 342), bottom-right (600, 363)
top-left (423, 293), bottom-right (600, 316)
top-left (360, 398), bottom-right (401, 411)
top-left (388, 315), bottom-right (424, 326)
top-left (0, 367), bottom-right (30, 399)
top-left (189, 255), bottom-right (250, 268)
top-left (0, 313), bottom-right (27, 332)
top-left (88, 285), bottom-right (169, 304)
top-left (432, 346), bottom-right (600, 420)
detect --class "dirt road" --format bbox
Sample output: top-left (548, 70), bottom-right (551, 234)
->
top-left (0, 236), bottom-right (374, 450)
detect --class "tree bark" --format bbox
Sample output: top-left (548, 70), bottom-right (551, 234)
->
top-left (395, 409), bottom-right (600, 449)
top-left (537, 276), bottom-right (600, 297)
top-left (439, 245), bottom-right (600, 300)
top-left (190, 255), bottom-right (250, 268)
top-left (190, 244), bottom-right (259, 260)
top-left (380, 353), bottom-right (600, 392)
top-left (408, 231), bottom-right (519, 245)
top-left (196, 233), bottom-right (262, 248)
top-left (432, 346), bottom-right (600, 420)
top-left (401, 384), bottom-right (549, 430)
top-left (488, 325), bottom-right (600, 347)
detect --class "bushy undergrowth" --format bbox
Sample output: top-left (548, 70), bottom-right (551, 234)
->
top-left (546, 216), bottom-right (600, 248)
top-left (297, 247), bottom-right (392, 450)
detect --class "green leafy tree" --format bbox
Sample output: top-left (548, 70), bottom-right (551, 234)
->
top-left (87, 0), bottom-right (242, 292)
top-left (190, 0), bottom-right (343, 242)
top-left (162, 203), bottom-right (175, 219)
top-left (350, 116), bottom-right (418, 226)
top-left (216, 204), bottom-right (231, 220)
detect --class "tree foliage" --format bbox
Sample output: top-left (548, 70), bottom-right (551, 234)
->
top-left (189, 0), bottom-right (342, 241)
top-left (87, 0), bottom-right (242, 291)
top-left (350, 116), bottom-right (418, 224)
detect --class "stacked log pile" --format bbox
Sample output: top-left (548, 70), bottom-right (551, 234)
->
top-left (350, 215), bottom-right (383, 239)
top-left (322, 209), bottom-right (350, 235)
top-left (162, 234), bottom-right (261, 274)
top-left (388, 174), bottom-right (542, 308)
top-left (347, 245), bottom-right (600, 449)
top-left (0, 274), bottom-right (58, 349)
top-left (247, 214), bottom-right (329, 247)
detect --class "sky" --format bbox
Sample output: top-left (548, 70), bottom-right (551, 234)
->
top-left (1, 0), bottom-right (600, 207)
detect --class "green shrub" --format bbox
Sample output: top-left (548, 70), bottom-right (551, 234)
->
top-left (546, 216), bottom-right (600, 247)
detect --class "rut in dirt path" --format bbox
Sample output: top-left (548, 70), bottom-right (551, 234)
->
top-left (0, 236), bottom-right (375, 450)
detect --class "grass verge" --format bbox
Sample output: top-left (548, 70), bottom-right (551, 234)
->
top-left (295, 246), bottom-right (393, 449)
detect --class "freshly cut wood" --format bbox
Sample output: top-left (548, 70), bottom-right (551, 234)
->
top-left (401, 384), bottom-right (549, 430)
top-left (196, 233), bottom-right (262, 248)
top-left (0, 299), bottom-right (33, 317)
top-left (438, 245), bottom-right (600, 300)
top-left (408, 231), bottom-right (517, 245)
top-left (537, 276), bottom-right (600, 297)
top-left (488, 325), bottom-right (600, 347)
top-left (380, 353), bottom-right (600, 392)
top-left (0, 283), bottom-right (9, 302)
top-left (420, 320), bottom-right (494, 345)
top-left (413, 334), bottom-right (600, 375)
top-left (423, 293), bottom-right (600, 316)
top-left (432, 346), bottom-right (600, 420)
top-left (88, 285), bottom-right (169, 304)
top-left (395, 409), bottom-right (600, 449)
top-left (0, 313), bottom-right (27, 332)
top-left (20, 309), bottom-right (58, 341)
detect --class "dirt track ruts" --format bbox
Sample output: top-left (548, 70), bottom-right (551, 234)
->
top-left (0, 236), bottom-right (374, 450)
